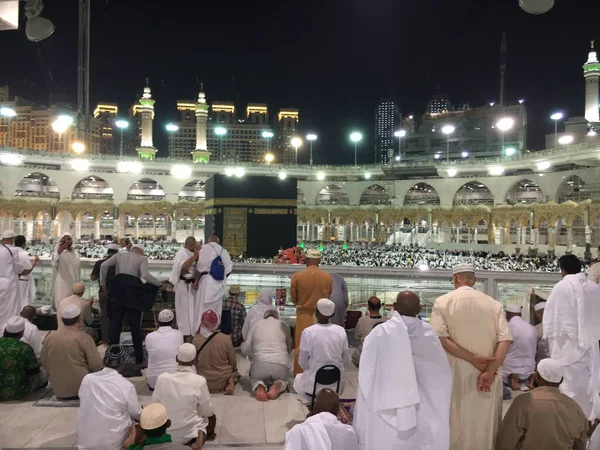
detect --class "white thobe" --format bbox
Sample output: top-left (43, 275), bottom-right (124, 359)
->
top-left (194, 243), bottom-right (233, 325)
top-left (152, 366), bottom-right (214, 444)
top-left (284, 412), bottom-right (360, 450)
top-left (502, 316), bottom-right (538, 381)
top-left (77, 368), bottom-right (142, 450)
top-left (16, 247), bottom-right (34, 308)
top-left (0, 244), bottom-right (24, 330)
top-left (293, 323), bottom-right (349, 401)
top-left (51, 249), bottom-right (80, 308)
top-left (145, 326), bottom-right (184, 389)
top-left (544, 273), bottom-right (600, 420)
top-left (353, 312), bottom-right (452, 450)
top-left (242, 289), bottom-right (274, 341)
top-left (169, 246), bottom-right (197, 335)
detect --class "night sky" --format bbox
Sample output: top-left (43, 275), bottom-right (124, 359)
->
top-left (0, 0), bottom-right (598, 163)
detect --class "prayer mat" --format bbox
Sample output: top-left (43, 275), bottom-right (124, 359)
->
top-left (338, 398), bottom-right (355, 425)
top-left (33, 389), bottom-right (80, 408)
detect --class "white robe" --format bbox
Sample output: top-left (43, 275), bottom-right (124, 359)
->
top-left (51, 249), bottom-right (80, 308)
top-left (242, 288), bottom-right (274, 341)
top-left (544, 273), bottom-right (600, 420)
top-left (353, 312), bottom-right (452, 450)
top-left (194, 242), bottom-right (232, 327)
top-left (16, 247), bottom-right (35, 307)
top-left (502, 316), bottom-right (538, 380)
top-left (0, 244), bottom-right (24, 329)
top-left (169, 246), bottom-right (197, 335)
top-left (284, 412), bottom-right (360, 450)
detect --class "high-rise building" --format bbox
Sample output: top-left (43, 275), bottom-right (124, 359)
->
top-left (247, 103), bottom-right (268, 125)
top-left (0, 85), bottom-right (9, 103)
top-left (374, 98), bottom-right (401, 164)
top-left (168, 100), bottom-right (196, 159)
top-left (276, 108), bottom-right (299, 164)
top-left (584, 40), bottom-right (600, 124)
top-left (212, 102), bottom-right (235, 124)
top-left (93, 103), bottom-right (118, 155)
top-left (427, 93), bottom-right (452, 115)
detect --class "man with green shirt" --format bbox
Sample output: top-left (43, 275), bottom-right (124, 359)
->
top-left (0, 316), bottom-right (47, 401)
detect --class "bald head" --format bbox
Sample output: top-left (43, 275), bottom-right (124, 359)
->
top-left (184, 236), bottom-right (197, 251)
top-left (309, 388), bottom-right (340, 417)
top-left (394, 291), bottom-right (421, 317)
top-left (20, 306), bottom-right (36, 322)
top-left (208, 235), bottom-right (220, 244)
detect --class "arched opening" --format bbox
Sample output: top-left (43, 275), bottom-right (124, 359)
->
top-left (555, 217), bottom-right (568, 246)
top-left (557, 175), bottom-right (588, 203)
top-left (359, 185), bottom-right (392, 205)
top-left (317, 185), bottom-right (349, 206)
top-left (456, 219), bottom-right (469, 243)
top-left (15, 172), bottom-right (59, 198)
top-left (155, 213), bottom-right (169, 239)
top-left (179, 180), bottom-right (206, 202)
top-left (475, 219), bottom-right (488, 243)
top-left (137, 213), bottom-right (155, 237)
top-left (100, 210), bottom-right (115, 239)
top-left (453, 181), bottom-right (494, 206)
top-left (127, 178), bottom-right (166, 201)
top-left (72, 176), bottom-right (114, 200)
top-left (404, 183), bottom-right (440, 206)
top-left (55, 211), bottom-right (74, 237)
top-left (572, 216), bottom-right (585, 247)
top-left (506, 179), bottom-right (544, 204)
top-left (297, 187), bottom-right (306, 206)
top-left (34, 211), bottom-right (52, 241)
top-left (538, 219), bottom-right (548, 245)
top-left (509, 219), bottom-right (518, 244)
top-left (79, 212), bottom-right (96, 239)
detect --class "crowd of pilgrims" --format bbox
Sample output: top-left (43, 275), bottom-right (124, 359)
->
top-left (25, 239), bottom-right (584, 272)
top-left (3, 228), bottom-right (600, 449)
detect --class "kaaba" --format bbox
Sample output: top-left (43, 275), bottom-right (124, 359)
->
top-left (204, 174), bottom-right (297, 258)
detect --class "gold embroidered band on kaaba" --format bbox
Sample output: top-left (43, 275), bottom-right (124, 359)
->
top-left (205, 198), bottom-right (298, 208)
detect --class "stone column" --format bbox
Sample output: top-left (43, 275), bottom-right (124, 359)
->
top-left (567, 227), bottom-right (573, 250)
top-left (504, 227), bottom-right (510, 245)
top-left (548, 227), bottom-right (555, 248)
top-left (94, 220), bottom-right (101, 240)
top-left (516, 228), bottom-right (522, 245)
top-left (74, 221), bottom-right (82, 240)
top-left (135, 221), bottom-right (139, 239)
top-left (473, 228), bottom-right (478, 243)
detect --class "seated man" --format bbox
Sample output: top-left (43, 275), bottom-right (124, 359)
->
top-left (58, 282), bottom-right (96, 340)
top-left (41, 304), bottom-right (103, 399)
top-left (132, 403), bottom-right (189, 449)
top-left (284, 389), bottom-right (359, 450)
top-left (1, 306), bottom-right (43, 359)
top-left (78, 344), bottom-right (143, 450)
top-left (496, 358), bottom-right (589, 450)
top-left (222, 285), bottom-right (246, 347)
top-left (503, 304), bottom-right (538, 391)
top-left (241, 309), bottom-right (291, 402)
top-left (351, 296), bottom-right (386, 366)
top-left (293, 299), bottom-right (349, 403)
top-left (145, 309), bottom-right (183, 389)
top-left (152, 343), bottom-right (217, 448)
top-left (0, 316), bottom-right (47, 401)
top-left (192, 310), bottom-right (239, 394)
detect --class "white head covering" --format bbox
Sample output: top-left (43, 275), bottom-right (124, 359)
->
top-left (537, 358), bottom-right (564, 383)
top-left (1, 230), bottom-right (15, 239)
top-left (131, 244), bottom-right (144, 252)
top-left (5, 316), bottom-right (25, 333)
top-left (452, 263), bottom-right (474, 275)
top-left (242, 289), bottom-right (274, 340)
top-left (63, 304), bottom-right (81, 319)
top-left (306, 249), bottom-right (322, 259)
top-left (534, 302), bottom-right (546, 311)
top-left (177, 343), bottom-right (197, 363)
top-left (140, 403), bottom-right (168, 430)
top-left (158, 309), bottom-right (174, 323)
top-left (506, 304), bottom-right (522, 313)
top-left (317, 298), bottom-right (335, 317)
top-left (107, 243), bottom-right (119, 251)
top-left (258, 288), bottom-right (273, 306)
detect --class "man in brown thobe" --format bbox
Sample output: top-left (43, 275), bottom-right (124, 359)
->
top-left (290, 249), bottom-right (333, 375)
top-left (497, 358), bottom-right (589, 450)
top-left (430, 263), bottom-right (512, 450)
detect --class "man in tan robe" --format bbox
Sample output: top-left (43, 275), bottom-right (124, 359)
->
top-left (41, 304), bottom-right (103, 399)
top-left (57, 282), bottom-right (95, 339)
top-left (290, 249), bottom-right (333, 374)
top-left (430, 263), bottom-right (512, 450)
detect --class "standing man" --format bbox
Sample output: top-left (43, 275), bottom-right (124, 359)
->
top-left (543, 254), bottom-right (600, 422)
top-left (194, 235), bottom-right (233, 324)
top-left (0, 230), bottom-right (24, 329)
top-left (534, 302), bottom-right (549, 362)
top-left (169, 237), bottom-right (199, 339)
top-left (503, 304), bottom-right (538, 391)
top-left (100, 244), bottom-right (161, 365)
top-left (587, 246), bottom-right (600, 284)
top-left (14, 235), bottom-right (38, 307)
top-left (222, 285), bottom-right (246, 347)
top-left (329, 273), bottom-right (349, 328)
top-left (90, 243), bottom-right (119, 344)
top-left (354, 291), bottom-right (452, 450)
top-left (430, 263), bottom-right (512, 450)
top-left (290, 249), bottom-right (333, 375)
top-left (51, 233), bottom-right (80, 308)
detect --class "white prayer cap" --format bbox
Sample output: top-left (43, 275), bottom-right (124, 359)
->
top-left (177, 343), bottom-right (197, 363)
top-left (107, 244), bottom-right (119, 251)
top-left (1, 230), bottom-right (15, 239)
top-left (63, 304), bottom-right (81, 319)
top-left (452, 263), bottom-right (474, 275)
top-left (505, 304), bottom-right (522, 313)
top-left (534, 302), bottom-right (546, 311)
top-left (140, 403), bottom-right (168, 430)
top-left (5, 316), bottom-right (25, 333)
top-left (537, 358), bottom-right (564, 383)
top-left (158, 309), bottom-right (174, 323)
top-left (131, 244), bottom-right (145, 252)
top-left (305, 249), bottom-right (322, 259)
top-left (316, 298), bottom-right (335, 317)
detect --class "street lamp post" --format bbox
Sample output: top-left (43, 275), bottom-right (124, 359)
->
top-left (291, 137), bottom-right (302, 165)
top-left (214, 127), bottom-right (227, 162)
top-left (496, 117), bottom-right (515, 158)
top-left (350, 131), bottom-right (363, 167)
top-left (394, 129), bottom-right (406, 162)
top-left (306, 133), bottom-right (317, 166)
top-left (441, 125), bottom-right (455, 163)
top-left (115, 119), bottom-right (129, 157)
top-left (550, 112), bottom-right (563, 148)
top-left (165, 123), bottom-right (179, 156)
top-left (0, 107), bottom-right (16, 147)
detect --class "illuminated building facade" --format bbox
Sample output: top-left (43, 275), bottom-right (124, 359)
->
top-left (374, 98), bottom-right (401, 164)
top-left (93, 103), bottom-right (118, 155)
top-left (277, 108), bottom-right (299, 164)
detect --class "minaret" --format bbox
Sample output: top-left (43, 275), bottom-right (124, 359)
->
top-left (584, 40), bottom-right (600, 124)
top-left (192, 83), bottom-right (211, 163)
top-left (499, 32), bottom-right (507, 106)
top-left (136, 79), bottom-right (158, 160)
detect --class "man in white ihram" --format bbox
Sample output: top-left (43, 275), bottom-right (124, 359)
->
top-left (0, 230), bottom-right (25, 329)
top-left (144, 309), bottom-right (184, 390)
top-left (193, 235), bottom-right (232, 323)
top-left (502, 304), bottom-right (538, 391)
top-left (169, 237), bottom-right (200, 339)
top-left (293, 298), bottom-right (349, 403)
top-left (353, 291), bottom-right (452, 450)
top-left (51, 233), bottom-right (80, 308)
top-left (543, 254), bottom-right (600, 431)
